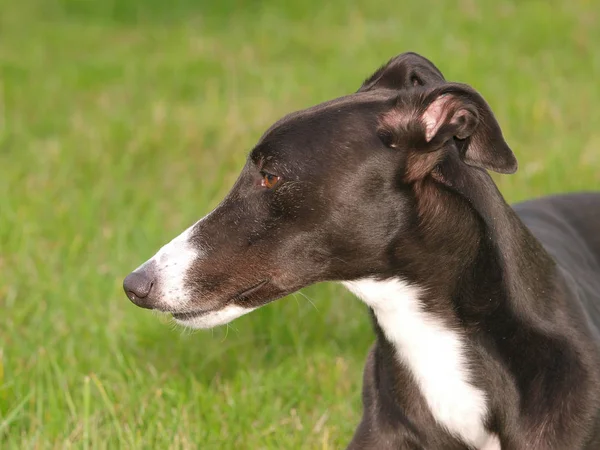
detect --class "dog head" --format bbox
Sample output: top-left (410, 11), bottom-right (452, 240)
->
top-left (123, 52), bottom-right (517, 328)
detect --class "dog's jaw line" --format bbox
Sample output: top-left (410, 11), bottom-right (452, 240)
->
top-left (173, 304), bottom-right (257, 329)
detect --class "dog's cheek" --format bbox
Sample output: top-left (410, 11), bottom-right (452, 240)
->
top-left (268, 231), bottom-right (332, 287)
top-left (271, 181), bottom-right (331, 226)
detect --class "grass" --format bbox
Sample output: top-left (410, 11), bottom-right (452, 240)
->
top-left (0, 0), bottom-right (598, 448)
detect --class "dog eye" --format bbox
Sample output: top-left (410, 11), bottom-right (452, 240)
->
top-left (260, 171), bottom-right (280, 189)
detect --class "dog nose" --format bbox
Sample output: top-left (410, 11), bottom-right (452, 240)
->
top-left (123, 266), bottom-right (156, 310)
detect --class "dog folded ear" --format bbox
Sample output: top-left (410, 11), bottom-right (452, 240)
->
top-left (418, 83), bottom-right (517, 174)
top-left (359, 52), bottom-right (445, 92)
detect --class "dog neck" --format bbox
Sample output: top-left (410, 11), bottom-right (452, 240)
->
top-left (344, 278), bottom-right (499, 449)
top-left (343, 162), bottom-right (563, 448)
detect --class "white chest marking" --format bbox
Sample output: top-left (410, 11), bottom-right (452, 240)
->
top-left (343, 278), bottom-right (497, 449)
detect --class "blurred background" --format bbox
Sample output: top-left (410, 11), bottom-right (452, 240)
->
top-left (0, 0), bottom-right (598, 448)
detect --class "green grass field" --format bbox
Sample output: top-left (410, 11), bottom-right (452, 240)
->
top-left (1, 0), bottom-right (598, 448)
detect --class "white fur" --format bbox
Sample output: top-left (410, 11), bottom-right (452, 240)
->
top-left (343, 278), bottom-right (498, 449)
top-left (135, 219), bottom-right (202, 309)
top-left (481, 435), bottom-right (501, 450)
top-left (173, 304), bottom-right (257, 329)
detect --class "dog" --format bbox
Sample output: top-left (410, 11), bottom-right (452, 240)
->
top-left (123, 52), bottom-right (600, 449)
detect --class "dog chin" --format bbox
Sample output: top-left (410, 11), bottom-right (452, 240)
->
top-left (172, 304), bottom-right (258, 329)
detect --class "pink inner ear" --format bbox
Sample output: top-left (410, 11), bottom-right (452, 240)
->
top-left (422, 94), bottom-right (451, 142)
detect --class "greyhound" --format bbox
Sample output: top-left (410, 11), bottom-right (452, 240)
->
top-left (124, 52), bottom-right (600, 449)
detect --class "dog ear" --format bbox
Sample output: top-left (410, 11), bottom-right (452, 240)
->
top-left (358, 52), bottom-right (445, 93)
top-left (419, 83), bottom-right (517, 174)
top-left (380, 83), bottom-right (518, 179)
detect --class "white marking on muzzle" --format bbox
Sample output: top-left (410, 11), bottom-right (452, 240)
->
top-left (173, 304), bottom-right (257, 329)
top-left (137, 219), bottom-right (203, 309)
top-left (343, 278), bottom-right (495, 449)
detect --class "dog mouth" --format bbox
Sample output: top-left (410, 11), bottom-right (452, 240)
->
top-left (171, 279), bottom-right (270, 320)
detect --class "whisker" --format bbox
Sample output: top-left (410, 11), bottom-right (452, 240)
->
top-left (221, 324), bottom-right (230, 342)
top-left (295, 290), bottom-right (319, 312)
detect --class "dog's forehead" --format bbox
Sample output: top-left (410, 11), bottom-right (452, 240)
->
top-left (251, 90), bottom-right (395, 163)
top-left (261, 90), bottom-right (396, 139)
